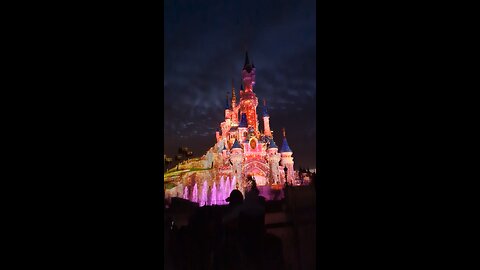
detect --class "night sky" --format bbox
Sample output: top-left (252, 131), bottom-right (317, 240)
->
top-left (164, 0), bottom-right (316, 169)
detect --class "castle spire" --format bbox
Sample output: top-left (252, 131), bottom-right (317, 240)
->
top-left (243, 51), bottom-right (253, 73)
top-left (231, 79), bottom-right (236, 107)
top-left (225, 93), bottom-right (230, 110)
top-left (263, 98), bottom-right (269, 117)
top-left (244, 51), bottom-right (250, 68)
top-left (239, 113), bottom-right (248, 128)
top-left (280, 128), bottom-right (292, 153)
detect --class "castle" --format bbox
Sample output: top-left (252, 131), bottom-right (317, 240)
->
top-left (214, 51), bottom-right (294, 190)
top-left (164, 52), bottom-right (296, 203)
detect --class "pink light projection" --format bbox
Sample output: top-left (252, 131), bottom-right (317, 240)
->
top-left (231, 176), bottom-right (236, 193)
top-left (183, 186), bottom-right (189, 200)
top-left (211, 183), bottom-right (217, 205)
top-left (225, 176), bottom-right (231, 199)
top-left (192, 183), bottom-right (198, 203)
top-left (200, 180), bottom-right (208, 206)
top-left (219, 177), bottom-right (226, 205)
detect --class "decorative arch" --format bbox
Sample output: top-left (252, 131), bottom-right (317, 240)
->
top-left (243, 160), bottom-right (270, 186)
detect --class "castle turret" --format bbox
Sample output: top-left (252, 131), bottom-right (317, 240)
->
top-left (267, 138), bottom-right (281, 184)
top-left (280, 128), bottom-right (294, 184)
top-left (230, 139), bottom-right (244, 194)
top-left (225, 93), bottom-right (231, 120)
top-left (231, 79), bottom-right (236, 109)
top-left (238, 113), bottom-right (248, 142)
top-left (262, 98), bottom-right (272, 138)
top-left (215, 128), bottom-right (220, 142)
top-left (220, 121), bottom-right (228, 140)
top-left (222, 142), bottom-right (228, 158)
top-left (242, 51), bottom-right (256, 90)
top-left (230, 80), bottom-right (239, 125)
top-left (239, 51), bottom-right (259, 131)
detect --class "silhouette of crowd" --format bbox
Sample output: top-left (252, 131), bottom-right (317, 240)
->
top-left (165, 176), bottom-right (286, 270)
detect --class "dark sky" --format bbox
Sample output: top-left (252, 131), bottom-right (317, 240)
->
top-left (164, 0), bottom-right (316, 169)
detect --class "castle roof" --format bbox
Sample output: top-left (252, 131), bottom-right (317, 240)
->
top-left (231, 139), bottom-right (242, 149)
top-left (225, 94), bottom-right (230, 110)
top-left (243, 51), bottom-right (250, 68)
top-left (280, 137), bottom-right (292, 153)
top-left (262, 99), bottom-right (269, 117)
top-left (243, 51), bottom-right (253, 73)
top-left (268, 138), bottom-right (278, 149)
top-left (239, 113), bottom-right (248, 128)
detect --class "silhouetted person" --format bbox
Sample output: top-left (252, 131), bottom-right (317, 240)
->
top-left (226, 189), bottom-right (244, 206)
top-left (216, 189), bottom-right (244, 270)
top-left (222, 189), bottom-right (244, 238)
top-left (238, 179), bottom-right (266, 270)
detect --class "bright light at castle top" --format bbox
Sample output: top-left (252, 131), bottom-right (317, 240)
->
top-left (164, 51), bottom-right (310, 206)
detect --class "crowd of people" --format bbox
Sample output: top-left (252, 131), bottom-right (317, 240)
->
top-left (164, 176), bottom-right (286, 270)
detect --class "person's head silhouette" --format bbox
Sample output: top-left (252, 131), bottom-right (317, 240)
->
top-left (226, 189), bottom-right (244, 206)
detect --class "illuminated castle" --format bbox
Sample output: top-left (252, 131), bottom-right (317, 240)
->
top-left (215, 51), bottom-right (295, 191)
top-left (164, 52), bottom-right (296, 202)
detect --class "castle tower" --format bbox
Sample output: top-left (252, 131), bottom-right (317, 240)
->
top-left (262, 98), bottom-right (272, 138)
top-left (239, 51), bottom-right (259, 131)
top-left (220, 120), bottom-right (228, 140)
top-left (238, 113), bottom-right (249, 143)
top-left (215, 128), bottom-right (220, 142)
top-left (231, 80), bottom-right (239, 125)
top-left (241, 51), bottom-right (256, 90)
top-left (225, 93), bottom-right (231, 122)
top-left (222, 143), bottom-right (228, 158)
top-left (230, 139), bottom-right (245, 194)
top-left (267, 138), bottom-right (281, 184)
top-left (231, 80), bottom-right (236, 109)
top-left (280, 128), bottom-right (294, 184)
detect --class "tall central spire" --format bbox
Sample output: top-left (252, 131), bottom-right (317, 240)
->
top-left (240, 51), bottom-right (257, 130)
top-left (244, 51), bottom-right (250, 68)
top-left (225, 93), bottom-right (230, 110)
top-left (231, 79), bottom-right (236, 107)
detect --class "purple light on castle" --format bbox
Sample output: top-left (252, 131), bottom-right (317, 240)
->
top-left (211, 183), bottom-right (217, 205)
top-left (192, 183), bottom-right (198, 203)
top-left (200, 180), bottom-right (208, 206)
top-left (183, 186), bottom-right (189, 200)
